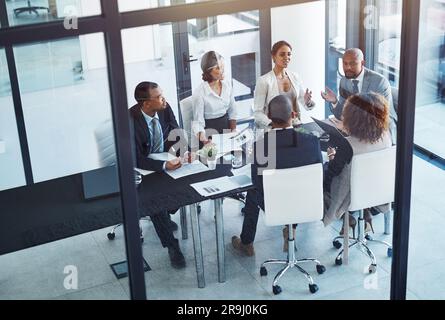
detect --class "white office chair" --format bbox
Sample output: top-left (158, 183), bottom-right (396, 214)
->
top-left (333, 146), bottom-right (396, 273)
top-left (94, 120), bottom-right (150, 242)
top-left (260, 163), bottom-right (326, 295)
top-left (179, 96), bottom-right (199, 151)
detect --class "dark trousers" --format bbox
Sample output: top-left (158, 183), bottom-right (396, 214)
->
top-left (150, 211), bottom-right (176, 248)
top-left (240, 189), bottom-right (264, 245)
top-left (240, 189), bottom-right (297, 245)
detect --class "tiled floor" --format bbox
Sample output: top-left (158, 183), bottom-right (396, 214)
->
top-left (1, 155), bottom-right (442, 300)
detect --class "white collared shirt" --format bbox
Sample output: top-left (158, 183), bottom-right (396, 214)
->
top-left (192, 80), bottom-right (237, 135)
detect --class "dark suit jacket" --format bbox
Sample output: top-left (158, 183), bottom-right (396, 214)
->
top-left (252, 128), bottom-right (323, 209)
top-left (129, 103), bottom-right (186, 172)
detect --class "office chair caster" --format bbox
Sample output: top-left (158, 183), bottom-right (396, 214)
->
top-left (368, 264), bottom-right (377, 274)
top-left (272, 285), bottom-right (282, 295)
top-left (107, 232), bottom-right (116, 240)
top-left (316, 265), bottom-right (326, 275)
top-left (260, 266), bottom-right (268, 277)
top-left (335, 257), bottom-right (343, 266)
top-left (387, 248), bottom-right (393, 258)
top-left (333, 240), bottom-right (342, 249)
top-left (309, 283), bottom-right (319, 294)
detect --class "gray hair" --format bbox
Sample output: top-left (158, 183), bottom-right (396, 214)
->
top-left (344, 48), bottom-right (364, 61)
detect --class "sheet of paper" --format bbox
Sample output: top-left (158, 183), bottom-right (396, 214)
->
top-left (148, 152), bottom-right (176, 162)
top-left (210, 128), bottom-right (254, 157)
top-left (231, 164), bottom-right (252, 180)
top-left (190, 174), bottom-right (252, 197)
top-left (166, 160), bottom-right (210, 180)
top-left (134, 168), bottom-right (155, 176)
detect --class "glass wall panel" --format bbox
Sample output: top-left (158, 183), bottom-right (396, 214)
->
top-left (407, 0), bottom-right (445, 300)
top-left (0, 34), bottom-right (131, 299)
top-left (14, 34), bottom-right (113, 183)
top-left (414, 0), bottom-right (445, 159)
top-left (0, 47), bottom-right (27, 191)
top-left (374, 0), bottom-right (402, 87)
top-left (3, 0), bottom-right (101, 28)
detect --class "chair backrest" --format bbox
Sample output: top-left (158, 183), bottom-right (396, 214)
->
top-left (262, 163), bottom-right (324, 226)
top-left (391, 86), bottom-right (398, 113)
top-left (94, 119), bottom-right (116, 167)
top-left (349, 146), bottom-right (397, 211)
top-left (179, 96), bottom-right (198, 149)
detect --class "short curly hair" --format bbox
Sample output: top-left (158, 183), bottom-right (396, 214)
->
top-left (342, 92), bottom-right (390, 143)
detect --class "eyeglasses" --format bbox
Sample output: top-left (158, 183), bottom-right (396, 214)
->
top-left (148, 93), bottom-right (165, 100)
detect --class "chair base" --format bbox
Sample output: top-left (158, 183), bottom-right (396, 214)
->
top-left (107, 217), bottom-right (151, 242)
top-left (332, 210), bottom-right (393, 272)
top-left (260, 227), bottom-right (325, 295)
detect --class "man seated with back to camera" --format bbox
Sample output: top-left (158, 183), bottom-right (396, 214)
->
top-left (129, 81), bottom-right (191, 269)
top-left (232, 95), bottom-right (323, 256)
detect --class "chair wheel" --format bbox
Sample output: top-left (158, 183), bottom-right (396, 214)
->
top-left (368, 264), bottom-right (377, 274)
top-left (365, 234), bottom-right (373, 241)
top-left (316, 265), bottom-right (326, 275)
top-left (107, 232), bottom-right (115, 240)
top-left (260, 266), bottom-right (267, 277)
top-left (387, 248), bottom-right (393, 257)
top-left (335, 257), bottom-right (343, 266)
top-left (309, 283), bottom-right (319, 294)
top-left (140, 237), bottom-right (144, 243)
top-left (333, 240), bottom-right (342, 249)
top-left (272, 285), bottom-right (282, 295)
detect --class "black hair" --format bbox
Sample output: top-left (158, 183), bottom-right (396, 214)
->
top-left (134, 81), bottom-right (158, 105)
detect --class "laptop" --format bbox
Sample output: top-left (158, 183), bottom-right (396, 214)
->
top-left (311, 117), bottom-right (349, 141)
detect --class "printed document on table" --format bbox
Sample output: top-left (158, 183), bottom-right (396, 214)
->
top-left (231, 164), bottom-right (252, 180)
top-left (211, 128), bottom-right (254, 157)
top-left (135, 168), bottom-right (155, 176)
top-left (148, 152), bottom-right (176, 162)
top-left (166, 160), bottom-right (210, 179)
top-left (191, 174), bottom-right (252, 197)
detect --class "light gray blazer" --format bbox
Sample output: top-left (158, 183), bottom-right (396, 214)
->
top-left (333, 68), bottom-right (397, 145)
top-left (323, 132), bottom-right (392, 226)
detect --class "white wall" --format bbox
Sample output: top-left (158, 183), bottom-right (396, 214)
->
top-left (271, 1), bottom-right (326, 123)
top-left (79, 33), bottom-right (108, 70)
top-left (122, 25), bottom-right (162, 64)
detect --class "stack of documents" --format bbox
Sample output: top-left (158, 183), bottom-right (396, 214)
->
top-left (166, 161), bottom-right (210, 179)
top-left (211, 128), bottom-right (254, 158)
top-left (191, 174), bottom-right (252, 197)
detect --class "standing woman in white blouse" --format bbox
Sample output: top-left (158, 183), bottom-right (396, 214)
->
top-left (192, 51), bottom-right (237, 145)
top-left (254, 40), bottom-right (316, 129)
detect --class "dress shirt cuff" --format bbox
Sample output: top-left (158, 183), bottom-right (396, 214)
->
top-left (162, 162), bottom-right (167, 171)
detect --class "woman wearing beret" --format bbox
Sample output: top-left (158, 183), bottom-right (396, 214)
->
top-left (192, 51), bottom-right (237, 145)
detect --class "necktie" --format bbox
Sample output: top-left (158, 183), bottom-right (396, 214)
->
top-left (151, 117), bottom-right (163, 153)
top-left (352, 80), bottom-right (360, 94)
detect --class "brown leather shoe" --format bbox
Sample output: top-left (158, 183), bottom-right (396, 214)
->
top-left (231, 236), bottom-right (255, 256)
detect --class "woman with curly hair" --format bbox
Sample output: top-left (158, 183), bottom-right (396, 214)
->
top-left (324, 92), bottom-right (392, 235)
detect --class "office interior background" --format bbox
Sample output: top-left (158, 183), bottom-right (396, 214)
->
top-left (0, 0), bottom-right (444, 300)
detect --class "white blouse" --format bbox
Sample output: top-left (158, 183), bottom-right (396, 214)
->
top-left (192, 80), bottom-right (237, 135)
top-left (253, 70), bottom-right (315, 128)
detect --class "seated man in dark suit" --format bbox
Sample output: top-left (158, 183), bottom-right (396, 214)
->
top-left (232, 95), bottom-right (323, 256)
top-left (129, 81), bottom-right (188, 269)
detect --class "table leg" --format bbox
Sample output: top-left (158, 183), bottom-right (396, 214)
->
top-left (343, 212), bottom-right (349, 265)
top-left (214, 198), bottom-right (225, 283)
top-left (190, 203), bottom-right (205, 288)
top-left (180, 206), bottom-right (188, 240)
